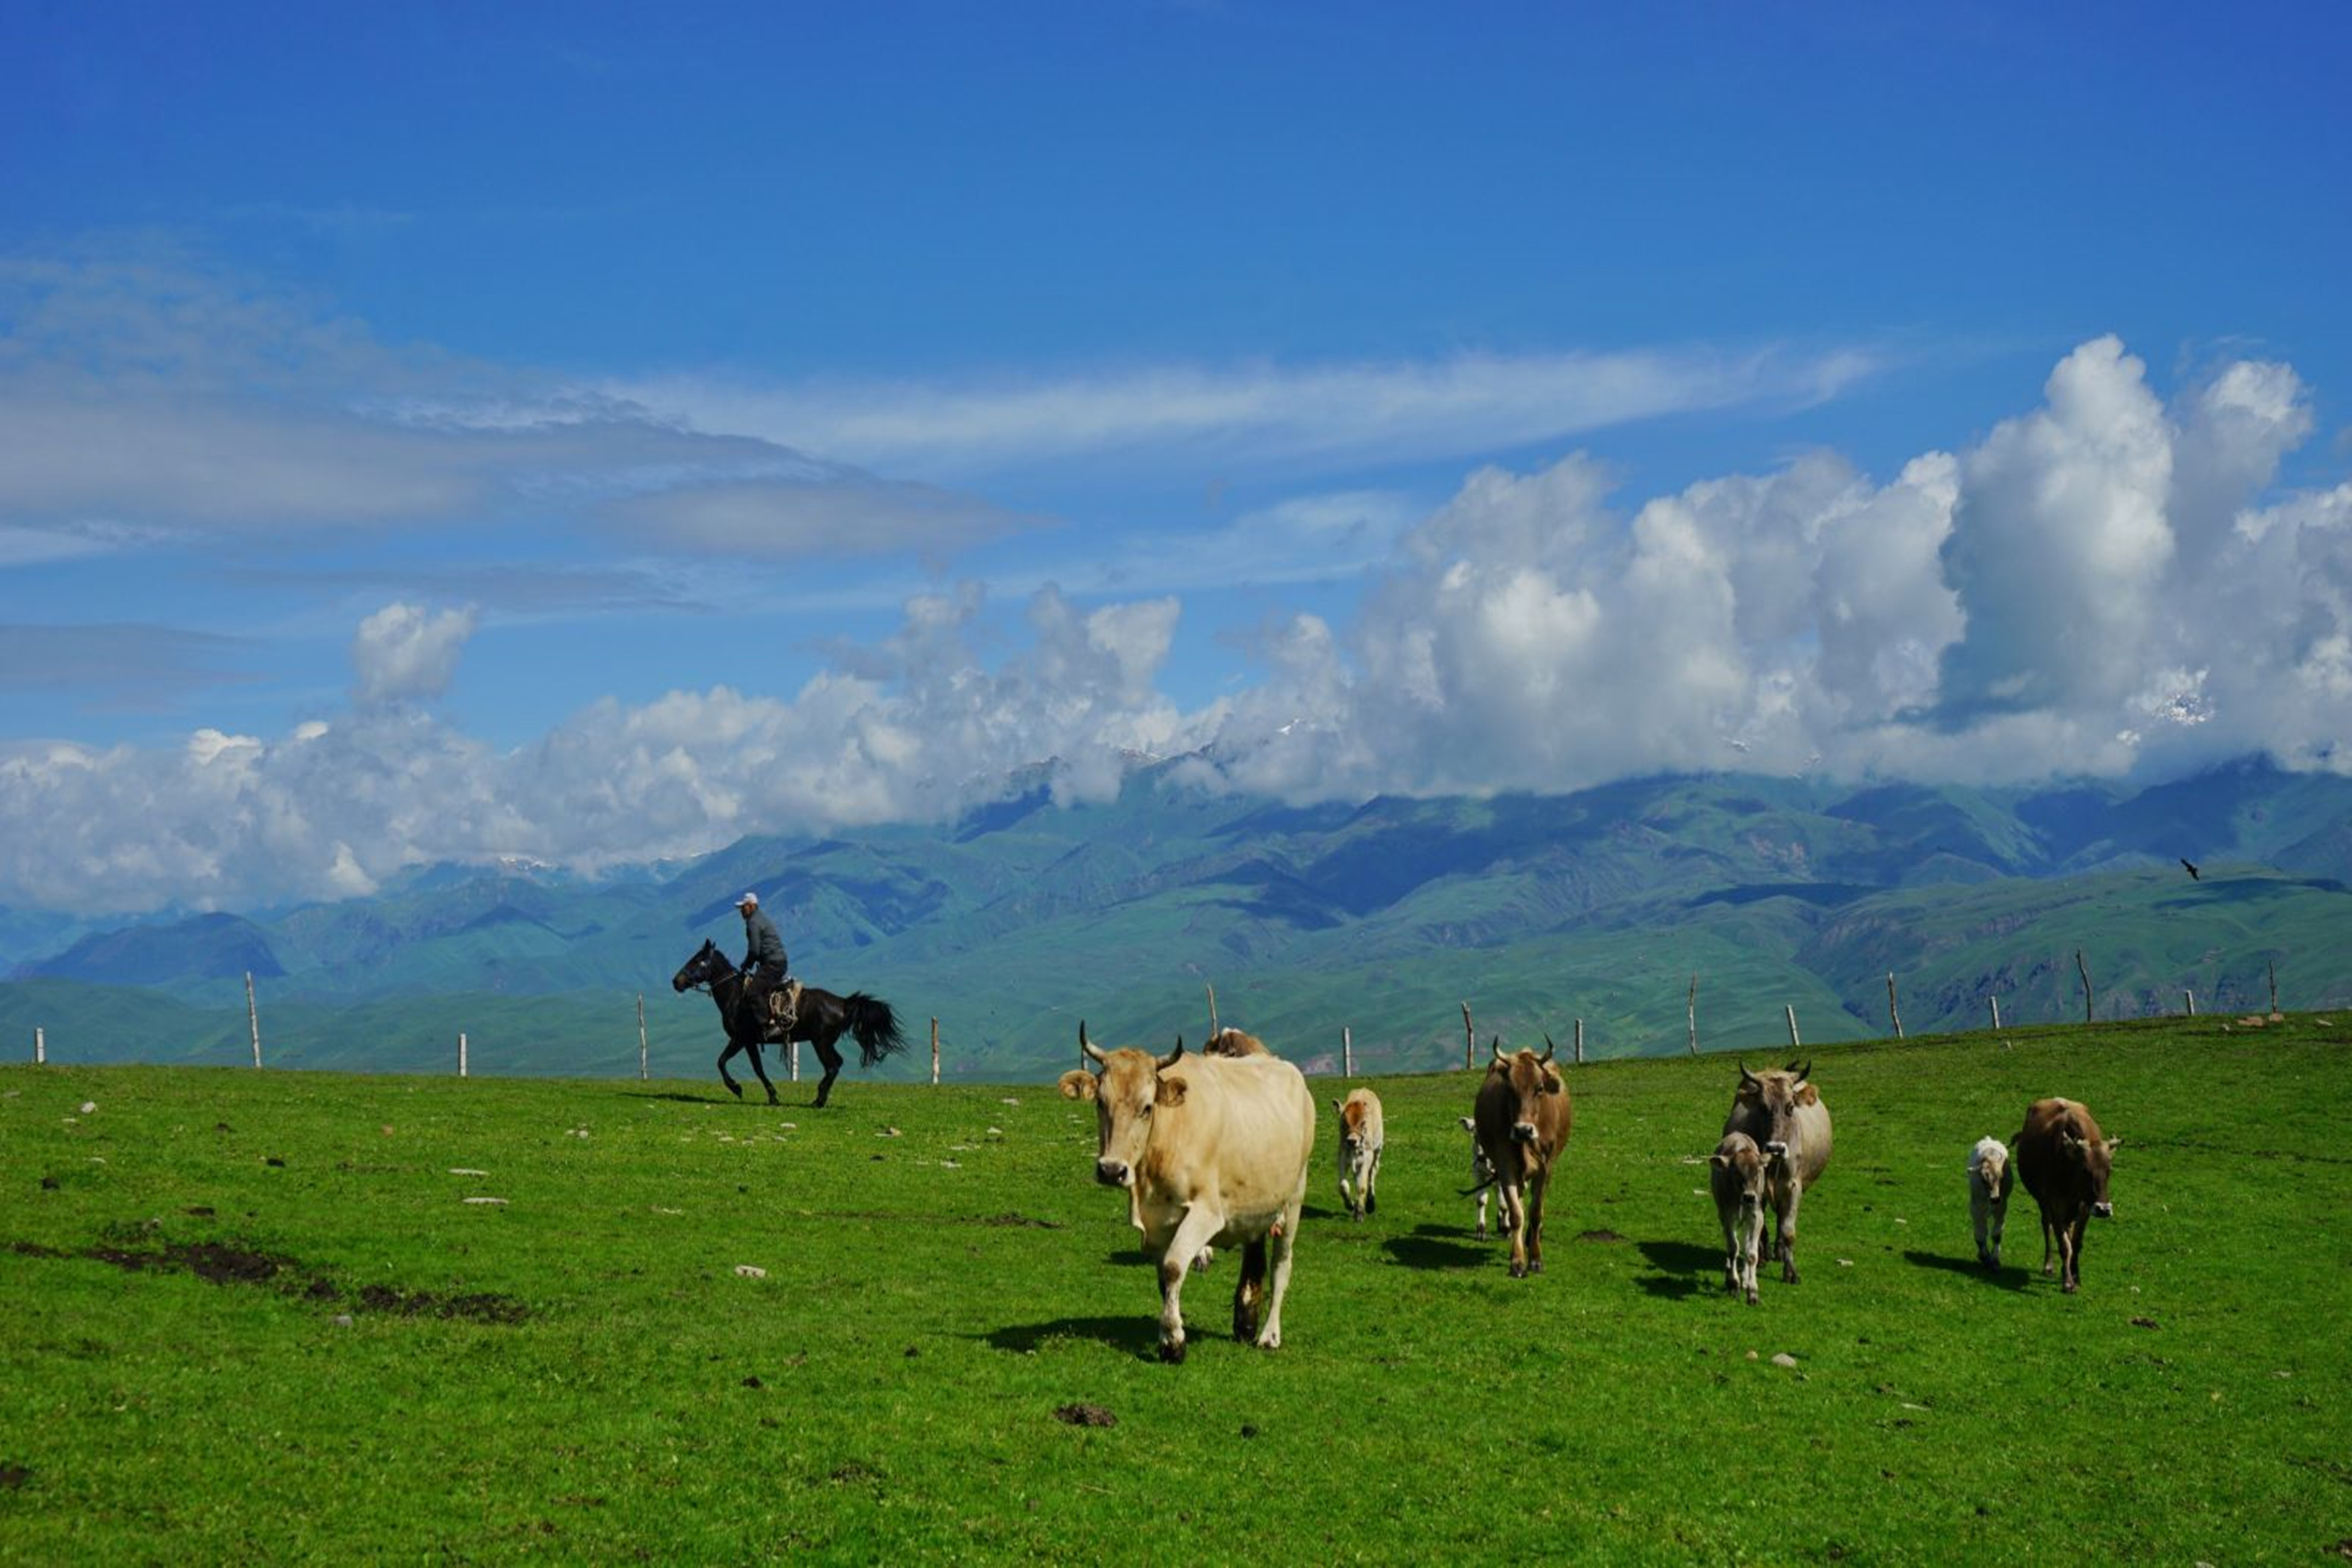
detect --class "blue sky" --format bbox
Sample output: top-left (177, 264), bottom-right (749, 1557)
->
top-left (4, 1), bottom-right (2350, 914)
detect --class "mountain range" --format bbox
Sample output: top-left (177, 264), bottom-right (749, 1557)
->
top-left (4, 754), bottom-right (2348, 1081)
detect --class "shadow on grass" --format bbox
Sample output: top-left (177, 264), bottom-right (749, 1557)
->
top-left (622, 1090), bottom-right (741, 1105)
top-left (984, 1315), bottom-right (1163, 1358)
top-left (1631, 1238), bottom-right (1719, 1301)
top-left (1902, 1249), bottom-right (2032, 1291)
top-left (1381, 1226), bottom-right (1489, 1270)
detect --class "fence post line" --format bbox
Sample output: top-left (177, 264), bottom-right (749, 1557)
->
top-left (1686, 975), bottom-right (1699, 1056)
top-left (930, 1017), bottom-right (940, 1086)
top-left (1461, 1002), bottom-right (1474, 1069)
top-left (1990, 995), bottom-right (2002, 1031)
top-left (637, 993), bottom-right (648, 1081)
top-left (1342, 1025), bottom-right (1353, 1078)
top-left (2184, 989), bottom-right (2196, 1017)
top-left (1887, 973), bottom-right (1904, 1039)
top-left (34, 1025), bottom-right (45, 1066)
top-left (1574, 1017), bottom-right (1585, 1065)
top-left (2077, 950), bottom-right (2095, 1024)
top-left (1206, 983), bottom-right (1219, 1038)
top-left (458, 1031), bottom-right (468, 1078)
top-left (1785, 1004), bottom-right (1801, 1049)
top-left (2270, 960), bottom-right (2281, 1014)
top-left (790, 1038), bottom-right (799, 1083)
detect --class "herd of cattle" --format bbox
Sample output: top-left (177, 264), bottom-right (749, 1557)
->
top-left (1058, 1025), bottom-right (2122, 1362)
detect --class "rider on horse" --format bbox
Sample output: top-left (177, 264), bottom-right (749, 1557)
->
top-left (736, 891), bottom-right (800, 1038)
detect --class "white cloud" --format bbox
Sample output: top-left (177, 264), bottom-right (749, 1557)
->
top-left (352, 603), bottom-right (478, 705)
top-left (605, 344), bottom-right (1886, 481)
top-left (4, 334), bottom-right (2350, 914)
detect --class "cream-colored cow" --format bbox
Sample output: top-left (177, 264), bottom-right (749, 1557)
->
top-left (1333, 1088), bottom-right (1384, 1220)
top-left (1081, 1023), bottom-right (1316, 1363)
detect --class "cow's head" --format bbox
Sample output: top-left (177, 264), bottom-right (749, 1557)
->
top-left (1079, 1021), bottom-right (1185, 1190)
top-left (1486, 1035), bottom-right (1564, 1150)
top-left (1734, 1061), bottom-right (1818, 1159)
top-left (1711, 1133), bottom-right (1768, 1211)
top-left (2063, 1126), bottom-right (2121, 1219)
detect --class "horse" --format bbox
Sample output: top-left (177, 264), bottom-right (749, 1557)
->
top-left (669, 940), bottom-right (906, 1108)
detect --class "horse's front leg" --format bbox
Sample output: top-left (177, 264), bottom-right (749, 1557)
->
top-left (716, 1040), bottom-right (744, 1099)
top-left (811, 1038), bottom-right (844, 1108)
top-left (744, 1041), bottom-right (778, 1105)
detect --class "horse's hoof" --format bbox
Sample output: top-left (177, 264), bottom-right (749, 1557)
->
top-left (726, 1082), bottom-right (742, 1100)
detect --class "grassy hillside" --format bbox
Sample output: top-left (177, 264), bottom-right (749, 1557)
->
top-left (4, 1016), bottom-right (2348, 1561)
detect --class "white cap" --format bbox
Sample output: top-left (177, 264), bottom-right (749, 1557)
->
top-left (736, 891), bottom-right (759, 909)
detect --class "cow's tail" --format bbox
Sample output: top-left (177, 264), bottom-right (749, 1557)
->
top-left (846, 994), bottom-right (906, 1068)
top-left (1458, 1175), bottom-right (1497, 1199)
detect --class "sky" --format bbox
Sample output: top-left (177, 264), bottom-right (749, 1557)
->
top-left (3, 1), bottom-right (2350, 916)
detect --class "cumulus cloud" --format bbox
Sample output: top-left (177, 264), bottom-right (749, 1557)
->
top-left (352, 603), bottom-right (478, 705)
top-left (4, 334), bottom-right (2351, 914)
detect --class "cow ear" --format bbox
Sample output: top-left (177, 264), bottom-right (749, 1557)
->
top-left (2104, 1136), bottom-right (2122, 1155)
top-left (1154, 1077), bottom-right (1188, 1108)
top-left (1794, 1082), bottom-right (1820, 1107)
top-left (1709, 1152), bottom-right (1730, 1170)
top-left (1458, 1115), bottom-right (1476, 1133)
top-left (1332, 1100), bottom-right (1344, 1115)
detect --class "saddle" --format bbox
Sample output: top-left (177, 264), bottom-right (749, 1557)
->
top-left (760, 977), bottom-right (802, 1041)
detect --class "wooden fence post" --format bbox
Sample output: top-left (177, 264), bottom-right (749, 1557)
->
top-left (1785, 1004), bottom-right (1801, 1049)
top-left (2269, 961), bottom-right (2281, 1014)
top-left (34, 1025), bottom-right (45, 1066)
top-left (1461, 1002), bottom-right (1474, 1069)
top-left (930, 1017), bottom-right (940, 1086)
top-left (1206, 983), bottom-right (1219, 1038)
top-left (789, 1038), bottom-right (799, 1082)
top-left (1990, 995), bottom-right (2002, 1030)
top-left (1687, 975), bottom-right (1699, 1056)
top-left (2183, 989), bottom-right (2196, 1017)
top-left (1574, 1017), bottom-right (1585, 1064)
top-left (458, 1031), bottom-right (468, 1078)
top-left (1887, 973), bottom-right (1904, 1039)
top-left (1342, 1026), bottom-right (1353, 1077)
top-left (2077, 950), bottom-right (2095, 1024)
top-left (245, 971), bottom-right (262, 1069)
top-left (637, 993), bottom-right (648, 1081)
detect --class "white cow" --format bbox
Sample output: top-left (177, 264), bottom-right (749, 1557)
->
top-left (1458, 1114), bottom-right (1498, 1235)
top-left (1969, 1134), bottom-right (2014, 1270)
top-left (1082, 1025), bottom-right (1316, 1363)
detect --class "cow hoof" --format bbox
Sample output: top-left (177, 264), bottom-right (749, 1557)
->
top-left (1509, 1261), bottom-right (1528, 1279)
top-left (1158, 1339), bottom-right (1187, 1365)
top-left (1365, 1194), bottom-right (1377, 1216)
top-left (1745, 1290), bottom-right (1760, 1306)
top-left (1254, 1332), bottom-right (1282, 1351)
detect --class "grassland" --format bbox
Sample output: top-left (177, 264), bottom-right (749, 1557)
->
top-left (2, 1015), bottom-right (2348, 1562)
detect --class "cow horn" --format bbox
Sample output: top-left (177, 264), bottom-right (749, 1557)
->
top-left (1157, 1037), bottom-right (1185, 1070)
top-left (1079, 1020), bottom-right (1108, 1066)
top-left (1792, 1060), bottom-right (1812, 1084)
top-left (1538, 1033), bottom-right (1556, 1064)
top-left (1738, 1062), bottom-right (1760, 1088)
top-left (1489, 1035), bottom-right (1509, 1066)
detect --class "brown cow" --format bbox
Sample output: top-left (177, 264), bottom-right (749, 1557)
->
top-left (1722, 1061), bottom-right (1832, 1285)
top-left (1203, 1027), bottom-right (1273, 1058)
top-left (2013, 1097), bottom-right (2121, 1293)
top-left (1471, 1035), bottom-right (1572, 1278)
top-left (1082, 1023), bottom-right (1316, 1362)
top-left (1709, 1131), bottom-right (1770, 1304)
top-left (1057, 1068), bottom-right (1099, 1102)
top-left (1332, 1088), bottom-right (1384, 1220)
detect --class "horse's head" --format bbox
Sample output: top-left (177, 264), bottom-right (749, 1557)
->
top-left (672, 939), bottom-right (732, 993)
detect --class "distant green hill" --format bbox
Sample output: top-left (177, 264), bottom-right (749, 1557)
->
top-left (6, 757), bottom-right (2350, 1079)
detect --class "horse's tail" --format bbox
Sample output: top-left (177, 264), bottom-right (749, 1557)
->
top-left (845, 993), bottom-right (905, 1068)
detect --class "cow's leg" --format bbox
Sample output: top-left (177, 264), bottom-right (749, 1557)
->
top-left (1972, 1183), bottom-right (1993, 1268)
top-left (1500, 1179), bottom-right (1529, 1276)
top-left (2063, 1212), bottom-right (2086, 1293)
top-left (1475, 1182), bottom-right (1490, 1237)
top-left (716, 1040), bottom-right (744, 1099)
top-left (744, 1041), bottom-right (778, 1106)
top-left (1365, 1146), bottom-right (1380, 1216)
top-left (1721, 1206), bottom-right (1741, 1296)
top-left (1777, 1180), bottom-right (1803, 1285)
top-left (2040, 1208), bottom-right (2057, 1278)
top-left (1154, 1206), bottom-right (1221, 1363)
top-left (1742, 1205), bottom-right (1765, 1304)
top-left (1988, 1194), bottom-right (2008, 1270)
top-left (1232, 1237), bottom-right (1267, 1342)
top-left (1255, 1195), bottom-right (1303, 1350)
top-left (1523, 1167), bottom-right (1549, 1275)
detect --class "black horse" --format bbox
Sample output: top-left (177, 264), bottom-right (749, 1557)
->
top-left (670, 940), bottom-right (906, 1108)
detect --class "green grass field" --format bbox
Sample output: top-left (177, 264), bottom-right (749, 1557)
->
top-left (3, 1015), bottom-right (2348, 1562)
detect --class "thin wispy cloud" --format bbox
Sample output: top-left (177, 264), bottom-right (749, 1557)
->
top-left (605, 344), bottom-right (1888, 481)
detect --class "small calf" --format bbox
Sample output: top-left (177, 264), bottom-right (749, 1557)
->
top-left (1709, 1131), bottom-right (1769, 1304)
top-left (1967, 1136), bottom-right (2013, 1269)
top-left (1458, 1115), bottom-right (1498, 1235)
top-left (1333, 1089), bottom-right (1384, 1220)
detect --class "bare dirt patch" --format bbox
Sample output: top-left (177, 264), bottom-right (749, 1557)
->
top-left (353, 1284), bottom-right (532, 1324)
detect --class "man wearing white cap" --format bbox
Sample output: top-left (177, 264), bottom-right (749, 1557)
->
top-left (736, 891), bottom-right (798, 1034)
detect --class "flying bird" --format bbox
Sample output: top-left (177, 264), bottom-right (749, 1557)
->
top-left (2180, 858), bottom-right (2201, 881)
